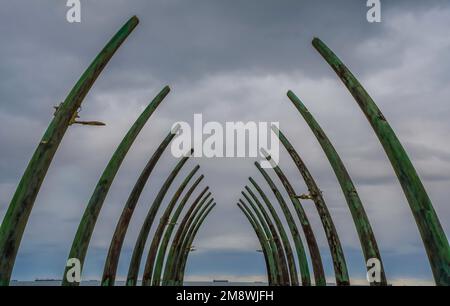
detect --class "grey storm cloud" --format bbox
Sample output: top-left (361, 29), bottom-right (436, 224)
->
top-left (0, 0), bottom-right (449, 284)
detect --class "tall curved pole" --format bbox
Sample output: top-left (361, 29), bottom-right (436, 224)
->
top-left (243, 187), bottom-right (291, 286)
top-left (102, 128), bottom-right (179, 286)
top-left (0, 16), bottom-right (139, 286)
top-left (241, 192), bottom-right (289, 285)
top-left (273, 126), bottom-right (349, 285)
top-left (287, 90), bottom-right (387, 285)
top-left (262, 153), bottom-right (326, 286)
top-left (176, 203), bottom-right (217, 286)
top-left (141, 166), bottom-right (201, 286)
top-left (162, 192), bottom-right (212, 285)
top-left (239, 199), bottom-right (279, 285)
top-left (237, 203), bottom-right (274, 286)
top-left (313, 37), bottom-right (450, 285)
top-left (248, 178), bottom-right (300, 286)
top-left (166, 197), bottom-right (214, 285)
top-left (62, 86), bottom-right (170, 286)
top-left (152, 181), bottom-right (208, 286)
top-left (126, 152), bottom-right (193, 286)
top-left (255, 162), bottom-right (311, 286)
top-left (173, 201), bottom-right (214, 285)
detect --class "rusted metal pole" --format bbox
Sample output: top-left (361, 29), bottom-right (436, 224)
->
top-left (262, 153), bottom-right (326, 286)
top-left (174, 201), bottom-right (215, 285)
top-left (248, 178), bottom-right (301, 286)
top-left (163, 194), bottom-right (212, 285)
top-left (101, 128), bottom-right (179, 286)
top-left (241, 192), bottom-right (289, 285)
top-left (151, 177), bottom-right (206, 286)
top-left (255, 162), bottom-right (312, 286)
top-left (141, 166), bottom-right (201, 286)
top-left (287, 90), bottom-right (387, 285)
top-left (313, 37), bottom-right (450, 285)
top-left (62, 86), bottom-right (170, 286)
top-left (126, 152), bottom-right (193, 286)
top-left (237, 203), bottom-right (275, 286)
top-left (0, 16), bottom-right (139, 286)
top-left (244, 187), bottom-right (291, 285)
top-left (273, 126), bottom-right (350, 285)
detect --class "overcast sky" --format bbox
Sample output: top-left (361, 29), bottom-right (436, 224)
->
top-left (1, 0), bottom-right (449, 285)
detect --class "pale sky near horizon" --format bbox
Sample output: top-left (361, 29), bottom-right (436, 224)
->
top-left (0, 1), bottom-right (449, 285)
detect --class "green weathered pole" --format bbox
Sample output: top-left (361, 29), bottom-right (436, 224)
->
top-left (141, 166), bottom-right (201, 286)
top-left (176, 203), bottom-right (216, 286)
top-left (248, 178), bottom-right (301, 286)
top-left (237, 203), bottom-right (275, 286)
top-left (241, 192), bottom-right (288, 285)
top-left (0, 16), bottom-right (139, 286)
top-left (152, 180), bottom-right (207, 286)
top-left (255, 163), bottom-right (312, 286)
top-left (313, 37), bottom-right (450, 285)
top-left (244, 187), bottom-right (291, 285)
top-left (126, 152), bottom-right (193, 286)
top-left (101, 128), bottom-right (178, 286)
top-left (61, 86), bottom-right (170, 286)
top-left (287, 90), bottom-right (387, 285)
top-left (262, 153), bottom-right (326, 286)
top-left (162, 192), bottom-right (212, 285)
top-left (273, 126), bottom-right (349, 285)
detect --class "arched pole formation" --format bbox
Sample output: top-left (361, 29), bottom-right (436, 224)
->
top-left (151, 181), bottom-right (208, 286)
top-left (141, 166), bottom-right (201, 286)
top-left (126, 151), bottom-right (193, 286)
top-left (239, 199), bottom-right (280, 285)
top-left (241, 192), bottom-right (289, 285)
top-left (243, 187), bottom-right (291, 286)
top-left (176, 202), bottom-right (217, 286)
top-left (249, 178), bottom-right (300, 286)
top-left (312, 37), bottom-right (450, 285)
top-left (162, 193), bottom-right (212, 285)
top-left (101, 127), bottom-right (179, 286)
top-left (255, 162), bottom-right (312, 286)
top-left (237, 203), bottom-right (275, 286)
top-left (0, 16), bottom-right (139, 286)
top-left (273, 126), bottom-right (350, 285)
top-left (287, 90), bottom-right (387, 285)
top-left (165, 197), bottom-right (214, 285)
top-left (261, 152), bottom-right (326, 286)
top-left (62, 85), bottom-right (170, 286)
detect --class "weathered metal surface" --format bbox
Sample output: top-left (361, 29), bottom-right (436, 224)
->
top-left (174, 201), bottom-right (215, 285)
top-left (255, 163), bottom-right (312, 286)
top-left (287, 90), bottom-right (387, 285)
top-left (151, 176), bottom-right (206, 286)
top-left (126, 152), bottom-right (193, 286)
top-left (141, 166), bottom-right (201, 286)
top-left (273, 126), bottom-right (350, 285)
top-left (62, 86), bottom-right (170, 286)
top-left (248, 178), bottom-right (300, 286)
top-left (0, 16), bottom-right (139, 286)
top-left (241, 192), bottom-right (288, 285)
top-left (101, 128), bottom-right (179, 286)
top-left (262, 154), bottom-right (326, 286)
top-left (163, 193), bottom-right (212, 285)
top-left (238, 203), bottom-right (276, 286)
top-left (313, 37), bottom-right (450, 285)
top-left (244, 187), bottom-right (291, 285)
